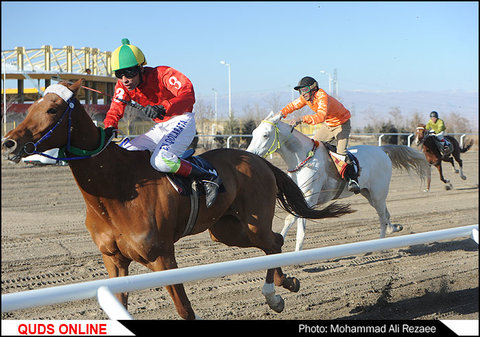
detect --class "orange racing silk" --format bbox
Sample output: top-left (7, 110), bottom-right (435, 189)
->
top-left (281, 88), bottom-right (351, 127)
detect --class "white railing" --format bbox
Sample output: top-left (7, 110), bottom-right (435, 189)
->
top-left (2, 224), bottom-right (477, 320)
top-left (170, 133), bottom-right (473, 148)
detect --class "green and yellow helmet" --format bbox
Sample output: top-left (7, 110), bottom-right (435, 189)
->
top-left (111, 38), bottom-right (146, 72)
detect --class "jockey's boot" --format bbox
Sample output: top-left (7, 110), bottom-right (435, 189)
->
top-left (436, 140), bottom-right (445, 157)
top-left (442, 139), bottom-right (451, 153)
top-left (176, 159), bottom-right (222, 208)
top-left (344, 156), bottom-right (360, 194)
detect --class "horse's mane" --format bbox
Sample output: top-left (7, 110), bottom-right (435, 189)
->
top-left (276, 120), bottom-right (313, 142)
top-left (423, 135), bottom-right (441, 155)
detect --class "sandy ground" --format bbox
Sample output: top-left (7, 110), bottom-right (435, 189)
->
top-left (1, 150), bottom-right (478, 321)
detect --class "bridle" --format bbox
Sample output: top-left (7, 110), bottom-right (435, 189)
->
top-left (261, 120), bottom-right (292, 157)
top-left (260, 119), bottom-right (316, 172)
top-left (22, 96), bottom-right (111, 162)
top-left (415, 126), bottom-right (430, 145)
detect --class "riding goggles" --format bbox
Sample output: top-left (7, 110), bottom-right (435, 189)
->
top-left (115, 66), bottom-right (141, 79)
top-left (298, 84), bottom-right (316, 94)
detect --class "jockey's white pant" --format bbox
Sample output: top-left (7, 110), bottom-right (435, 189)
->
top-left (121, 112), bottom-right (196, 173)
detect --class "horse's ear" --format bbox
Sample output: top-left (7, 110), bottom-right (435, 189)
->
top-left (266, 111), bottom-right (275, 120)
top-left (267, 111), bottom-right (282, 123)
top-left (69, 79), bottom-right (84, 95)
top-left (271, 112), bottom-right (282, 123)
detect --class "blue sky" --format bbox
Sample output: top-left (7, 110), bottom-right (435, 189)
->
top-left (1, 1), bottom-right (478, 104)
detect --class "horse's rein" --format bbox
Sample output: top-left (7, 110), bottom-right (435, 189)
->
top-left (261, 119), bottom-right (315, 172)
top-left (287, 140), bottom-right (317, 173)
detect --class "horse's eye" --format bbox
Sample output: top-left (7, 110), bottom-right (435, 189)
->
top-left (47, 108), bottom-right (57, 115)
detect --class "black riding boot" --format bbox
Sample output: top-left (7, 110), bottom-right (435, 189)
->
top-left (435, 140), bottom-right (446, 157)
top-left (176, 159), bottom-right (222, 208)
top-left (344, 156), bottom-right (360, 194)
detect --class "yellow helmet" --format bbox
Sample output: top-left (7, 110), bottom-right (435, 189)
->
top-left (111, 38), bottom-right (146, 72)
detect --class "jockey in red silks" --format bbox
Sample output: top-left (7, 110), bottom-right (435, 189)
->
top-left (104, 38), bottom-right (220, 207)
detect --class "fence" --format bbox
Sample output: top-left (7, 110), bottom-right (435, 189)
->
top-left (2, 224), bottom-right (477, 320)
top-left (200, 133), bottom-right (472, 148)
top-left (108, 132), bottom-right (471, 150)
top-left (1, 117), bottom-right (474, 149)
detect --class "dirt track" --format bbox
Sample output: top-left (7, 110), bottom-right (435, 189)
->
top-left (1, 150), bottom-right (478, 321)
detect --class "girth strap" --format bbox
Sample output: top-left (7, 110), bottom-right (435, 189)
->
top-left (181, 181), bottom-right (200, 238)
top-left (332, 180), bottom-right (347, 200)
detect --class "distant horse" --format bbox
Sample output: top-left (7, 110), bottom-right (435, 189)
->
top-left (1, 80), bottom-right (353, 319)
top-left (247, 112), bottom-right (430, 251)
top-left (414, 124), bottom-right (472, 191)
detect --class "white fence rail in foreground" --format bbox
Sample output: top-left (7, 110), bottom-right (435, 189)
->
top-left (2, 224), bottom-right (478, 319)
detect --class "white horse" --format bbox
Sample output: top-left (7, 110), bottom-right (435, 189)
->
top-left (247, 112), bottom-right (431, 251)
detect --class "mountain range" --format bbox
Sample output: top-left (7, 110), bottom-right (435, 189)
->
top-left (197, 89), bottom-right (478, 131)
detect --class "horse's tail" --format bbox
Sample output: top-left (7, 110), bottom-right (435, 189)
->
top-left (261, 158), bottom-right (354, 219)
top-left (380, 145), bottom-right (431, 182)
top-left (446, 135), bottom-right (473, 153)
top-left (460, 140), bottom-right (473, 153)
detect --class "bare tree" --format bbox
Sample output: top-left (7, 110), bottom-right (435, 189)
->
top-left (444, 111), bottom-right (472, 133)
top-left (408, 110), bottom-right (424, 130)
top-left (242, 103), bottom-right (267, 123)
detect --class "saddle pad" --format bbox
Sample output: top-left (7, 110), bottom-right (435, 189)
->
top-left (328, 150), bottom-right (359, 179)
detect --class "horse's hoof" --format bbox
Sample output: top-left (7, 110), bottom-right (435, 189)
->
top-left (460, 175), bottom-right (467, 180)
top-left (445, 184), bottom-right (453, 190)
top-left (267, 295), bottom-right (285, 313)
top-left (284, 276), bottom-right (300, 293)
top-left (392, 224), bottom-right (403, 232)
top-left (423, 189), bottom-right (430, 193)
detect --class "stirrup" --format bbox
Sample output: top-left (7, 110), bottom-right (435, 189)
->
top-left (348, 179), bottom-right (360, 194)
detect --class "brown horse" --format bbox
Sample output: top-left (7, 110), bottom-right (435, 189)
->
top-left (1, 79), bottom-right (353, 319)
top-left (414, 124), bottom-right (472, 191)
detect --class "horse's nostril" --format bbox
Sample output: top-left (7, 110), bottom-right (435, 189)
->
top-left (3, 140), bottom-right (12, 148)
top-left (2, 139), bottom-right (17, 150)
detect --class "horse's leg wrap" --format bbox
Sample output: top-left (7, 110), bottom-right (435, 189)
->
top-left (459, 166), bottom-right (466, 180)
top-left (262, 282), bottom-right (284, 313)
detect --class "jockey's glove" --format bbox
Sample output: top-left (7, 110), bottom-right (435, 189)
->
top-left (104, 126), bottom-right (117, 140)
top-left (143, 105), bottom-right (166, 120)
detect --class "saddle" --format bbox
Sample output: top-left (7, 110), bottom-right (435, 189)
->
top-left (433, 137), bottom-right (453, 158)
top-left (322, 142), bottom-right (360, 179)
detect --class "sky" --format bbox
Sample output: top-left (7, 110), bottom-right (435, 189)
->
top-left (1, 1), bottom-right (478, 112)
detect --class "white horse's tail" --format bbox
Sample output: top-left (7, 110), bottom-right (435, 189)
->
top-left (380, 145), bottom-right (431, 182)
